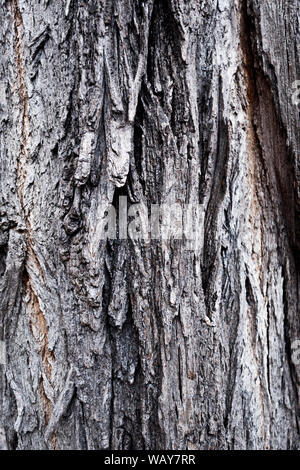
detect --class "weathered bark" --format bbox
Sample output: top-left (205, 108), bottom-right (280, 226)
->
top-left (0, 0), bottom-right (299, 450)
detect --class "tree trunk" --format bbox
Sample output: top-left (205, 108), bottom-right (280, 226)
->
top-left (0, 0), bottom-right (299, 450)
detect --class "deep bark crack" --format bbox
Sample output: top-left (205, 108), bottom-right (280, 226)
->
top-left (12, 0), bottom-right (56, 447)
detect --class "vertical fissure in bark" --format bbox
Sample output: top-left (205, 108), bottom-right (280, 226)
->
top-left (12, 0), bottom-right (49, 283)
top-left (23, 271), bottom-right (57, 448)
top-left (12, 0), bottom-right (55, 445)
top-left (240, 0), bottom-right (298, 258)
top-left (12, 0), bottom-right (29, 213)
top-left (240, 0), bottom-right (300, 433)
top-left (202, 76), bottom-right (229, 314)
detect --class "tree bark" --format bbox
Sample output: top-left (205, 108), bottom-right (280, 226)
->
top-left (0, 0), bottom-right (299, 450)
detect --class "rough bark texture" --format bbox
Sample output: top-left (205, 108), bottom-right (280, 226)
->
top-left (0, 0), bottom-right (299, 450)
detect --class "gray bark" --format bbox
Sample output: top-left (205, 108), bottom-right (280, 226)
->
top-left (0, 0), bottom-right (299, 450)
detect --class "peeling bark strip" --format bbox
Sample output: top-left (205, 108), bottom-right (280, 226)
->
top-left (0, 0), bottom-right (299, 450)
